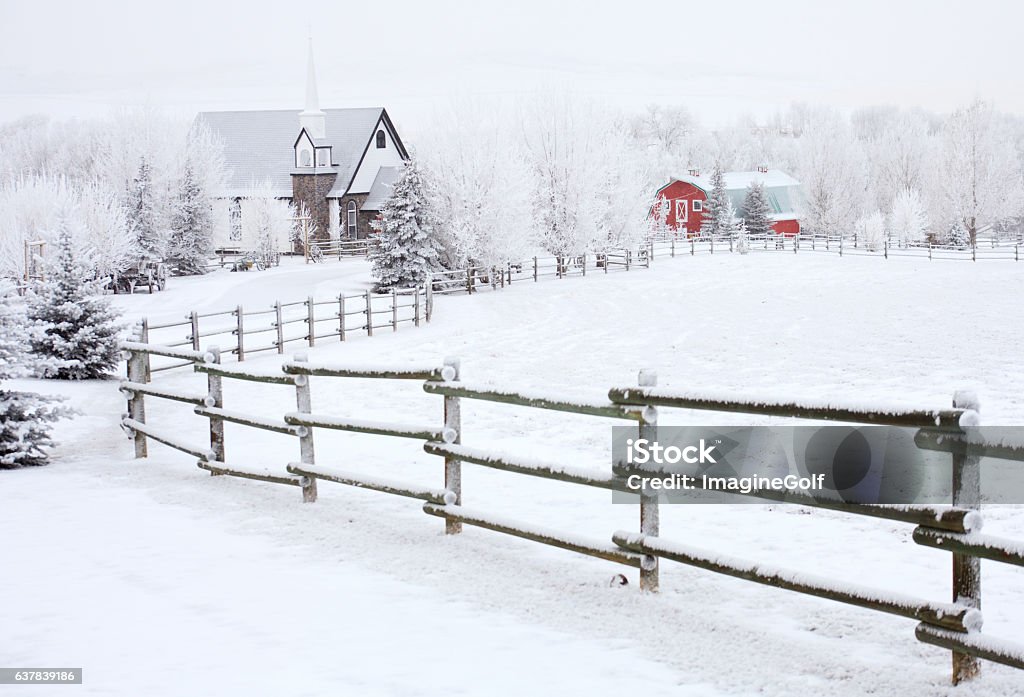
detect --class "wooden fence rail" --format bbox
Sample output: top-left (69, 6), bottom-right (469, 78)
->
top-left (118, 342), bottom-right (1024, 686)
top-left (138, 286), bottom-right (430, 372)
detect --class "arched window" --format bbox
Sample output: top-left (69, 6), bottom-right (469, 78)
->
top-left (299, 149), bottom-right (312, 167)
top-left (347, 201), bottom-right (358, 238)
top-left (376, 129), bottom-right (386, 149)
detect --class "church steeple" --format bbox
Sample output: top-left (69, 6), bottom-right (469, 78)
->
top-left (299, 38), bottom-right (326, 139)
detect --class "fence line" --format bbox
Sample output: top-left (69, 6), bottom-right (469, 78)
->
top-left (118, 342), bottom-right (1024, 685)
top-left (139, 286), bottom-right (431, 372)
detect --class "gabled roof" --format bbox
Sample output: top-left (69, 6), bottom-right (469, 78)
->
top-left (196, 107), bottom-right (392, 198)
top-left (361, 166), bottom-right (404, 211)
top-left (676, 169), bottom-right (800, 193)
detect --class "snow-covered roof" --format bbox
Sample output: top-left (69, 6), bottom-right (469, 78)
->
top-left (676, 169), bottom-right (800, 192)
top-left (361, 166), bottom-right (404, 212)
top-left (196, 108), bottom-right (389, 198)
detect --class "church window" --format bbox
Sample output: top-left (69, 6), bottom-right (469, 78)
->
top-left (229, 198), bottom-right (242, 241)
top-left (376, 129), bottom-right (386, 149)
top-left (299, 149), bottom-right (312, 167)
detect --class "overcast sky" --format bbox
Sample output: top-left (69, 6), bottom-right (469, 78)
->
top-left (1, 0), bottom-right (1021, 137)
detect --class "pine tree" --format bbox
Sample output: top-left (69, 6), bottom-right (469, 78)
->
top-left (0, 281), bottom-right (65, 468)
top-left (127, 157), bottom-right (164, 260)
top-left (700, 165), bottom-right (730, 237)
top-left (27, 218), bottom-right (122, 380)
top-left (168, 162), bottom-right (213, 274)
top-left (948, 220), bottom-right (971, 249)
top-left (742, 181), bottom-right (773, 238)
top-left (370, 161), bottom-right (442, 290)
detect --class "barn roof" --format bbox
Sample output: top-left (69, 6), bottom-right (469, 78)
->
top-left (195, 107), bottom-right (387, 198)
top-left (677, 169), bottom-right (800, 192)
top-left (361, 166), bottom-right (404, 212)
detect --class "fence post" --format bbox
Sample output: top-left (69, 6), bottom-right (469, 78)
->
top-left (467, 268), bottom-right (473, 294)
top-left (839, 236), bottom-right (844, 257)
top-left (972, 244), bottom-right (976, 262)
top-left (626, 250), bottom-right (632, 271)
top-left (582, 253), bottom-right (587, 277)
top-left (533, 256), bottom-right (538, 282)
top-left (205, 346), bottom-right (225, 466)
top-left (293, 352), bottom-right (318, 503)
top-left (235, 305), bottom-right (245, 361)
top-left (425, 277), bottom-right (434, 322)
top-left (189, 311), bottom-right (200, 351)
top-left (649, 239), bottom-right (655, 261)
top-left (603, 254), bottom-right (608, 273)
top-left (692, 238), bottom-right (695, 255)
top-left (638, 369), bottom-right (659, 592)
top-left (443, 357), bottom-right (462, 534)
top-left (307, 296), bottom-right (316, 347)
top-left (557, 256), bottom-right (563, 279)
top-left (671, 238), bottom-right (675, 257)
top-left (414, 287), bottom-right (421, 327)
top-left (950, 390), bottom-right (982, 684)
top-left (274, 301), bottom-right (284, 353)
top-left (365, 290), bottom-right (373, 337)
top-left (392, 289), bottom-right (399, 332)
top-left (339, 294), bottom-right (347, 341)
top-left (929, 243), bottom-right (933, 261)
top-left (1016, 244), bottom-right (1020, 262)
top-left (126, 349), bottom-right (147, 458)
top-left (884, 239), bottom-right (888, 260)
top-left (710, 237), bottom-right (714, 255)
top-left (139, 318), bottom-right (151, 382)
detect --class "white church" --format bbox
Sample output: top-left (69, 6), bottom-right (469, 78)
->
top-left (196, 42), bottom-right (409, 248)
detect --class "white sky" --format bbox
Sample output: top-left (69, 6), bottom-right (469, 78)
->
top-left (1, 0), bottom-right (1021, 136)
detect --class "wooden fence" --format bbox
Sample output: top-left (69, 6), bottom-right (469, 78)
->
top-left (118, 343), bottom-right (1024, 686)
top-left (139, 286), bottom-right (431, 373)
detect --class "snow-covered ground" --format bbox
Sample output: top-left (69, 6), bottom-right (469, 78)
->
top-left (4, 252), bottom-right (1024, 696)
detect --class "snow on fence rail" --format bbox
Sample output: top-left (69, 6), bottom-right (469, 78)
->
top-left (138, 286), bottom-right (431, 373)
top-left (117, 343), bottom-right (1024, 685)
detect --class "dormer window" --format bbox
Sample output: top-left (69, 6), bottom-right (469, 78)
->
top-left (316, 148), bottom-right (330, 166)
top-left (376, 129), bottom-right (386, 149)
top-left (299, 149), bottom-right (312, 167)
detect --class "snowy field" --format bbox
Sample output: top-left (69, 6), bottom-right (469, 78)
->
top-left (3, 252), bottom-right (1024, 696)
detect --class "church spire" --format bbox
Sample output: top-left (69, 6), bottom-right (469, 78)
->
top-left (299, 38), bottom-right (326, 139)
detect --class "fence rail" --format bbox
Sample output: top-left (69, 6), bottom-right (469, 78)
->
top-left (118, 342), bottom-right (1024, 686)
top-left (138, 286), bottom-right (431, 372)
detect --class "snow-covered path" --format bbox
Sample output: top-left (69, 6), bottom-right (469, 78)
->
top-left (5, 252), bottom-right (1024, 696)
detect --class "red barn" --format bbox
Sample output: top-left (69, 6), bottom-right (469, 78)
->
top-left (653, 168), bottom-right (801, 236)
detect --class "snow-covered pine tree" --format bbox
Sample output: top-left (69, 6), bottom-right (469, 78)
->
top-left (27, 218), bottom-right (122, 380)
top-left (700, 165), bottom-right (730, 237)
top-left (947, 220), bottom-right (971, 249)
top-left (742, 181), bottom-right (773, 239)
top-left (719, 196), bottom-right (741, 245)
top-left (369, 161), bottom-right (441, 290)
top-left (735, 218), bottom-right (750, 255)
top-left (127, 156), bottom-right (164, 260)
top-left (168, 162), bottom-right (213, 274)
top-left (0, 281), bottom-right (64, 468)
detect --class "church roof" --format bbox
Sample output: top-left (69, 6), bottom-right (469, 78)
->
top-left (196, 107), bottom-right (389, 198)
top-left (361, 166), bottom-right (404, 211)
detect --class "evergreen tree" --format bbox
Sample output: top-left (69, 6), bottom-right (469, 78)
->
top-left (0, 281), bottom-right (65, 468)
top-left (742, 181), bottom-right (773, 238)
top-left (27, 218), bottom-right (122, 380)
top-left (700, 165), bottom-right (730, 237)
top-left (735, 219), bottom-right (750, 255)
top-left (168, 162), bottom-right (213, 274)
top-left (948, 220), bottom-right (971, 249)
top-left (370, 161), bottom-right (442, 290)
top-left (127, 157), bottom-right (164, 259)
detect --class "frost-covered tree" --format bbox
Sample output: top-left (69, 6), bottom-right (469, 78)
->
top-left (700, 165), bottom-right (730, 237)
top-left (127, 157), bottom-right (164, 259)
top-left (735, 219), bottom-right (750, 255)
top-left (947, 220), bottom-right (971, 249)
top-left (27, 219), bottom-right (122, 380)
top-left (369, 161), bottom-right (441, 290)
top-left (0, 281), bottom-right (65, 468)
top-left (168, 162), bottom-right (213, 274)
top-left (889, 188), bottom-right (929, 245)
top-left (742, 181), bottom-right (773, 238)
top-left (938, 99), bottom-right (1024, 244)
top-left (243, 181), bottom-right (292, 265)
top-left (797, 112), bottom-right (867, 238)
top-left (718, 196), bottom-right (740, 241)
top-left (855, 210), bottom-right (886, 252)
